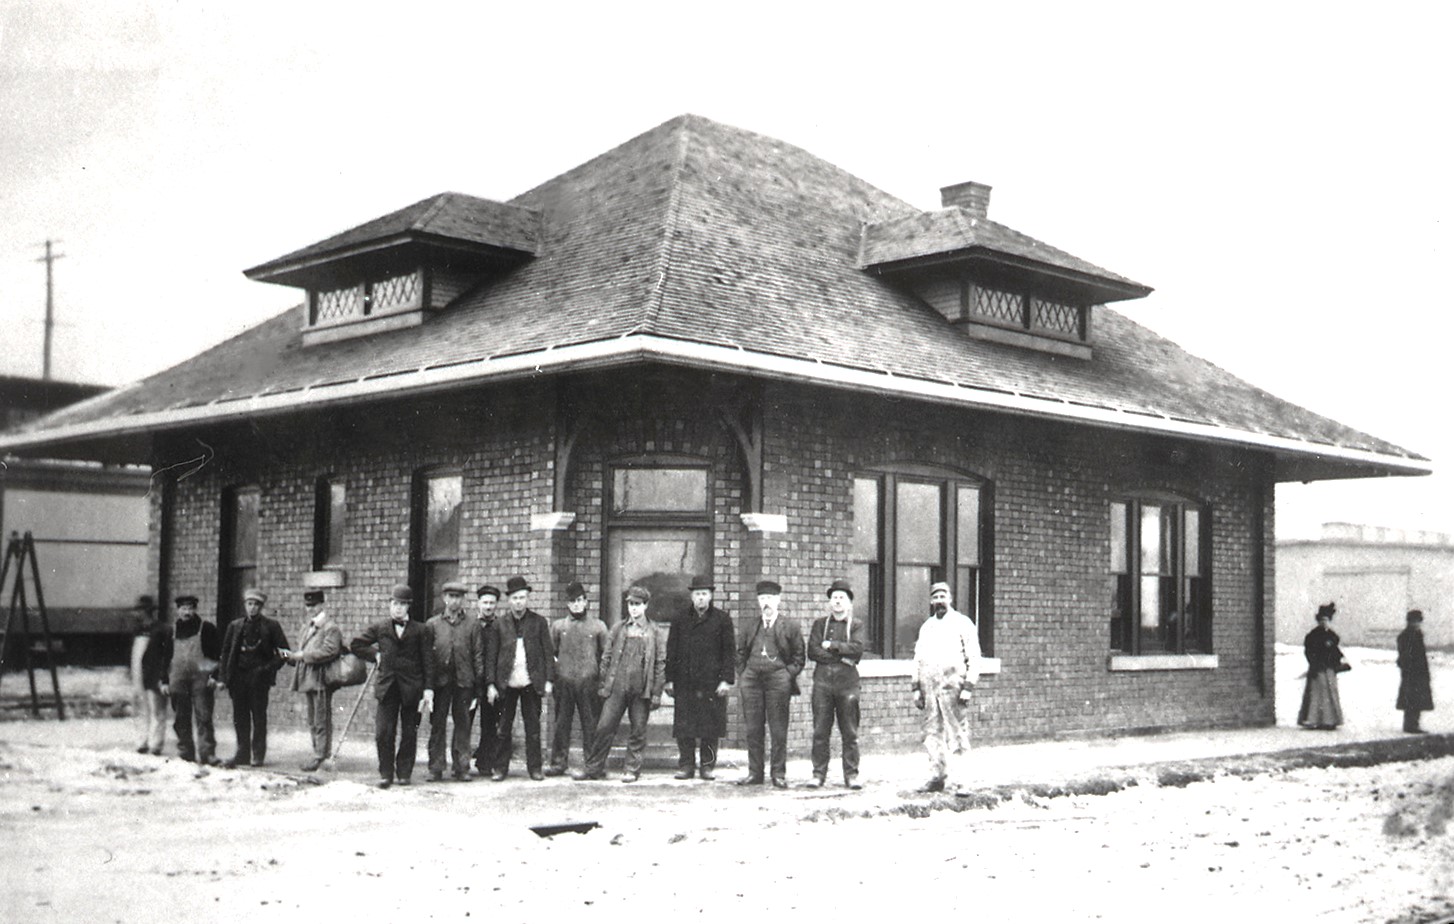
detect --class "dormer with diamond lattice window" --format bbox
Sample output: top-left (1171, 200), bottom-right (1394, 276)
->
top-left (244, 192), bottom-right (540, 347)
top-left (860, 182), bottom-right (1151, 359)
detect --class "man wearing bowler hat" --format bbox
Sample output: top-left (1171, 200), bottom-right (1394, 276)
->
top-left (734, 579), bottom-right (805, 788)
top-left (808, 579), bottom-right (866, 789)
top-left (484, 576), bottom-right (555, 780)
top-left (350, 584), bottom-right (431, 788)
top-left (665, 574), bottom-right (735, 780)
top-left (424, 581), bottom-right (484, 781)
top-left (216, 587), bottom-right (290, 768)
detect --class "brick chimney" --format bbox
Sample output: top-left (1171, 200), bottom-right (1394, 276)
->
top-left (940, 181), bottom-right (992, 218)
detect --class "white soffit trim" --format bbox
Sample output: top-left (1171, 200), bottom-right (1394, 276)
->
top-left (0, 333), bottom-right (1431, 476)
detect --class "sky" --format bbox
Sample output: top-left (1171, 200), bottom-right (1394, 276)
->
top-left (0, 1), bottom-right (1449, 540)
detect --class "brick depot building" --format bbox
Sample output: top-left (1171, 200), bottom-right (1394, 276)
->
top-left (0, 115), bottom-right (1427, 747)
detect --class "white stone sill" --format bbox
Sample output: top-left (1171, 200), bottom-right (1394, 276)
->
top-left (1107, 654), bottom-right (1219, 671)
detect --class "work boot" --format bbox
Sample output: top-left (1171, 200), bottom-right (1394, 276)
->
top-left (300, 758), bottom-right (324, 772)
top-left (920, 777), bottom-right (945, 793)
top-left (674, 767), bottom-right (695, 780)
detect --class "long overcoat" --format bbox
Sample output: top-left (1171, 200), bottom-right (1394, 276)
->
top-left (665, 605), bottom-right (735, 738)
top-left (1396, 626), bottom-right (1434, 712)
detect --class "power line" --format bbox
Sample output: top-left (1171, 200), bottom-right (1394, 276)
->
top-left (34, 240), bottom-right (65, 381)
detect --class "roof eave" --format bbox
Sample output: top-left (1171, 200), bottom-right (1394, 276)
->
top-left (0, 335), bottom-right (1426, 482)
top-left (243, 232), bottom-right (534, 288)
top-left (864, 247), bottom-right (1153, 304)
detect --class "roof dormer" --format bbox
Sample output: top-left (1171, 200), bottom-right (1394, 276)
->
top-left (860, 182), bottom-right (1151, 359)
top-left (244, 192), bottom-right (541, 347)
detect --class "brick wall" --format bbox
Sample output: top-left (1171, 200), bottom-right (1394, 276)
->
top-left (149, 367), bottom-right (1277, 753)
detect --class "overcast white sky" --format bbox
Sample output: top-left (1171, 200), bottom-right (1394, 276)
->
top-left (0, 1), bottom-right (1449, 539)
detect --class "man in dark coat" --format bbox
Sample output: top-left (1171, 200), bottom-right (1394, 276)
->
top-left (350, 584), bottom-right (431, 788)
top-left (215, 588), bottom-right (289, 767)
top-left (485, 575), bottom-right (555, 781)
top-left (665, 574), bottom-right (735, 780)
top-left (424, 581), bottom-right (484, 781)
top-left (734, 579), bottom-right (805, 789)
top-left (1397, 609), bottom-right (1434, 734)
top-left (472, 584), bottom-right (502, 775)
top-left (808, 579), bottom-right (866, 789)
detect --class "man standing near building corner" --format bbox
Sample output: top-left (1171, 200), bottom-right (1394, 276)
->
top-left (912, 581), bottom-right (981, 795)
top-left (350, 584), bottom-right (431, 789)
top-left (665, 574), bottom-right (734, 781)
top-left (216, 588), bottom-right (289, 768)
top-left (734, 579), bottom-right (805, 789)
top-left (808, 579), bottom-right (865, 789)
top-left (485, 576), bottom-right (555, 781)
top-left (472, 584), bottom-right (502, 776)
top-left (425, 581), bottom-right (484, 781)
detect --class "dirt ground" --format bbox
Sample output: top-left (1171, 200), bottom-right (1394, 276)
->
top-left (2, 645), bottom-right (1450, 923)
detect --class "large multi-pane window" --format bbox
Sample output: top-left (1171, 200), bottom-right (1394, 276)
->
top-left (606, 462), bottom-right (712, 625)
top-left (219, 485), bottom-right (260, 628)
top-left (412, 469), bottom-right (462, 620)
top-left (313, 476), bottom-right (346, 570)
top-left (850, 469), bottom-right (991, 658)
top-left (1110, 497), bottom-right (1210, 654)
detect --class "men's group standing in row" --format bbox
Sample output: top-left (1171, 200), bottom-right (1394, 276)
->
top-left (135, 573), bottom-right (985, 793)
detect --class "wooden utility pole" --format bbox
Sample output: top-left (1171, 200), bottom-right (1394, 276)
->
top-left (35, 239), bottom-right (64, 380)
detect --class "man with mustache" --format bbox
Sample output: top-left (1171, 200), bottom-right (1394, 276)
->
top-left (912, 581), bottom-right (982, 795)
top-left (734, 579), bottom-right (805, 789)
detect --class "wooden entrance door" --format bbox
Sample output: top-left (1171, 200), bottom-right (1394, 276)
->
top-left (604, 527), bottom-right (710, 626)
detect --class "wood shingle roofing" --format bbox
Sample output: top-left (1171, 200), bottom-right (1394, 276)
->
top-left (0, 114), bottom-right (1427, 480)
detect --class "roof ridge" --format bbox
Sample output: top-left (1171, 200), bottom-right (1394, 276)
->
top-left (640, 118), bottom-right (692, 333)
top-left (413, 192), bottom-right (454, 232)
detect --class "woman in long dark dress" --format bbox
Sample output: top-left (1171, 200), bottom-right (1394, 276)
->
top-left (1298, 602), bottom-right (1346, 730)
top-left (1397, 609), bottom-right (1433, 734)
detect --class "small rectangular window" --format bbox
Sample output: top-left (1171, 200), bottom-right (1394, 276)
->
top-left (611, 468), bottom-right (708, 515)
top-left (415, 471), bottom-right (462, 618)
top-left (220, 485), bottom-right (260, 628)
top-left (313, 478), bottom-right (346, 569)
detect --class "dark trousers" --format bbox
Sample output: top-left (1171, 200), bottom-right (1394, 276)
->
top-left (170, 673), bottom-right (215, 763)
top-left (228, 671), bottom-right (272, 763)
top-left (676, 737), bottom-right (718, 772)
top-left (1404, 708), bottom-right (1425, 732)
top-left (428, 684), bottom-right (475, 776)
top-left (474, 697), bottom-right (500, 773)
top-left (739, 664), bottom-right (792, 781)
top-left (811, 681), bottom-right (861, 781)
top-left (494, 685), bottom-right (543, 775)
top-left (374, 684), bottom-right (421, 783)
top-left (584, 691), bottom-right (650, 775)
top-left (549, 679), bottom-right (600, 771)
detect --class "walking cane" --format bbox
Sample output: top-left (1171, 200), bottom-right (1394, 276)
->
top-left (324, 663), bottom-right (378, 771)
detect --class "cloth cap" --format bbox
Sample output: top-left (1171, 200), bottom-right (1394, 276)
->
top-left (476, 584), bottom-right (501, 600)
top-left (755, 580), bottom-right (782, 596)
top-left (1408, 609), bottom-right (1424, 622)
top-left (303, 590), bottom-right (325, 605)
top-left (391, 584), bottom-right (414, 604)
top-left (1316, 602), bottom-right (1337, 620)
top-left (505, 576), bottom-right (532, 595)
top-left (929, 581), bottom-right (952, 596)
top-left (625, 585), bottom-right (651, 604)
top-left (133, 594), bottom-right (156, 612)
top-left (565, 581), bottom-right (587, 600)
top-left (173, 594), bottom-right (199, 607)
top-left (441, 581), bottom-right (468, 596)
top-left (689, 574), bottom-right (715, 592)
top-left (243, 588), bottom-right (267, 604)
top-left (826, 579), bottom-right (854, 600)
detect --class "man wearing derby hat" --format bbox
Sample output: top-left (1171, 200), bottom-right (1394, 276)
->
top-left (734, 579), bottom-right (805, 788)
top-left (282, 590), bottom-right (343, 772)
top-left (912, 581), bottom-right (981, 795)
top-left (350, 584), bottom-right (431, 788)
top-left (159, 593), bottom-right (222, 765)
top-left (664, 574), bottom-right (735, 780)
top-left (215, 588), bottom-right (290, 768)
top-left (546, 581), bottom-right (607, 777)
top-left (424, 581), bottom-right (485, 781)
top-left (472, 584), bottom-right (503, 775)
top-left (484, 576), bottom-right (555, 781)
top-left (808, 579), bottom-right (866, 789)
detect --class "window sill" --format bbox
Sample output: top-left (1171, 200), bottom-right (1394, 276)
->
top-left (302, 570), bottom-right (347, 589)
top-left (1107, 653), bottom-right (1217, 672)
top-left (856, 657), bottom-right (1001, 679)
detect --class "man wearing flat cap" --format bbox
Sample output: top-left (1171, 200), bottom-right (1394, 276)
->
top-left (216, 588), bottom-right (290, 768)
top-left (282, 589), bottom-right (343, 772)
top-left (472, 584), bottom-right (502, 776)
top-left (424, 581), bottom-right (485, 781)
top-left (734, 579), bottom-right (805, 788)
top-left (808, 579), bottom-right (866, 789)
top-left (665, 574), bottom-right (735, 780)
top-left (350, 584), bottom-right (431, 788)
top-left (546, 581), bottom-right (607, 777)
top-left (159, 593), bottom-right (221, 765)
top-left (912, 581), bottom-right (981, 795)
top-left (484, 576), bottom-right (555, 781)
top-left (575, 585), bottom-right (667, 782)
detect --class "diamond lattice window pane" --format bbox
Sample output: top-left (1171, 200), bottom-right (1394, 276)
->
top-left (972, 287), bottom-right (1023, 325)
top-left (371, 271), bottom-right (422, 313)
top-left (1031, 298), bottom-right (1082, 337)
top-left (316, 285), bottom-right (365, 322)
